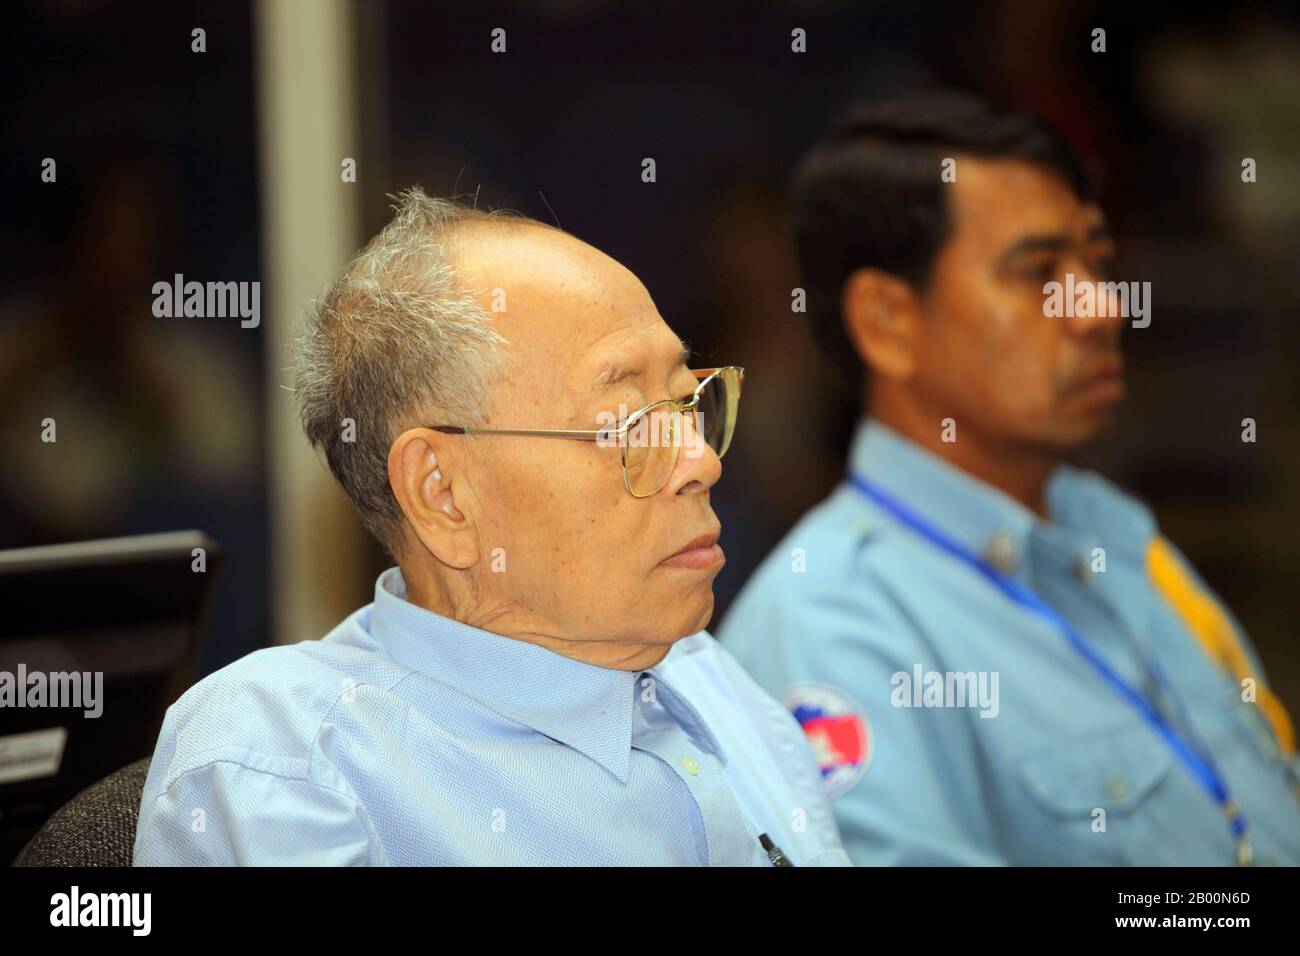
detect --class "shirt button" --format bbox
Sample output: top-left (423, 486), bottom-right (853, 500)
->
top-left (682, 756), bottom-right (700, 776)
top-left (982, 531), bottom-right (1019, 574)
top-left (1103, 773), bottom-right (1131, 800)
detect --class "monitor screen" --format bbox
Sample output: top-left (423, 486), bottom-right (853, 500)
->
top-left (0, 530), bottom-right (221, 863)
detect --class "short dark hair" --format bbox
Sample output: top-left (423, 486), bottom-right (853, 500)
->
top-left (791, 90), bottom-right (1094, 385)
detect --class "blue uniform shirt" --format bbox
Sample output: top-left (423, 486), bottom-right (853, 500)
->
top-left (720, 419), bottom-right (1300, 865)
top-left (134, 568), bottom-right (848, 866)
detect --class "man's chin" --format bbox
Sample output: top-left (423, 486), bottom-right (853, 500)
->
top-left (664, 589), bottom-right (715, 640)
top-left (1035, 402), bottom-right (1120, 450)
top-left (1062, 407), bottom-right (1120, 447)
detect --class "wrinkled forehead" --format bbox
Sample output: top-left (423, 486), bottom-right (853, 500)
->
top-left (451, 224), bottom-right (687, 413)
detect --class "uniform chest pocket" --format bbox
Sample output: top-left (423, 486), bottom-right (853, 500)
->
top-left (1016, 721), bottom-right (1175, 817)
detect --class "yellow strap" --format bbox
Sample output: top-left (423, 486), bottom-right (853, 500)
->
top-left (1147, 537), bottom-right (1295, 756)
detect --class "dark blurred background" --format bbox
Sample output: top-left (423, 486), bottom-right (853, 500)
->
top-left (2, 0), bottom-right (1297, 705)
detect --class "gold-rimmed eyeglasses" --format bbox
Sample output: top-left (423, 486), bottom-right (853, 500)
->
top-left (428, 366), bottom-right (744, 497)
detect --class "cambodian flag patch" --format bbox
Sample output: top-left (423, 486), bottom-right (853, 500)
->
top-left (785, 683), bottom-right (870, 798)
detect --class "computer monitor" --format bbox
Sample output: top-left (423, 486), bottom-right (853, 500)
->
top-left (0, 530), bottom-right (222, 863)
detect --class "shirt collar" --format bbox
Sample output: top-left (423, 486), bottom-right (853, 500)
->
top-left (1045, 465), bottom-right (1155, 566)
top-left (848, 418), bottom-right (1040, 574)
top-left (846, 418), bottom-right (1156, 578)
top-left (368, 567), bottom-right (640, 782)
top-left (640, 657), bottom-right (727, 764)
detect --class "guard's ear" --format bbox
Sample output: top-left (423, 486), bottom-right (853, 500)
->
top-left (387, 428), bottom-right (479, 569)
top-left (842, 267), bottom-right (924, 381)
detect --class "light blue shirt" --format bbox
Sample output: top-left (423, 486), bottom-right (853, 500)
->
top-left (720, 419), bottom-right (1300, 866)
top-left (134, 568), bottom-right (848, 866)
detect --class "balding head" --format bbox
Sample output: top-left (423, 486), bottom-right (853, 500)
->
top-left (299, 188), bottom-right (728, 667)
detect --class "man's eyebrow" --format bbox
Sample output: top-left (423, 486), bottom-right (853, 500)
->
top-left (594, 363), bottom-right (639, 391)
top-left (593, 338), bottom-right (691, 392)
top-left (999, 234), bottom-right (1072, 262)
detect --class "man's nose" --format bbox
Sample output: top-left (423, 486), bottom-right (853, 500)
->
top-left (664, 419), bottom-right (722, 496)
top-left (1063, 262), bottom-right (1126, 340)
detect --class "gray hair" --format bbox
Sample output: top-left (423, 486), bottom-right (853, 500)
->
top-left (294, 186), bottom-right (540, 555)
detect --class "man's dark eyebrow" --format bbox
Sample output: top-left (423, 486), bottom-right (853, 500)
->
top-left (1000, 234), bottom-right (1072, 263)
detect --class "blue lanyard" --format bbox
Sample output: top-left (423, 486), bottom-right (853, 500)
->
top-left (846, 473), bottom-right (1252, 862)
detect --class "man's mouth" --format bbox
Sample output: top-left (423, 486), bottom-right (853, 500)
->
top-left (660, 530), bottom-right (725, 571)
top-left (1067, 355), bottom-right (1125, 406)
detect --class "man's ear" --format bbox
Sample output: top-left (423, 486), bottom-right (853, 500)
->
top-left (841, 267), bottom-right (924, 381)
top-left (387, 428), bottom-right (480, 570)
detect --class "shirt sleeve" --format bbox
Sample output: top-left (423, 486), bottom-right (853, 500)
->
top-left (133, 760), bottom-right (386, 866)
top-left (723, 569), bottom-right (1009, 866)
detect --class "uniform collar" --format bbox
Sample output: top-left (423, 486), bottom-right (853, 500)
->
top-left (847, 418), bottom-right (1156, 579)
top-left (368, 568), bottom-right (640, 783)
top-left (849, 419), bottom-right (1039, 575)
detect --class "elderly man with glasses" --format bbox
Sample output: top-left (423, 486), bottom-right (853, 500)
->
top-left (133, 188), bottom-right (847, 866)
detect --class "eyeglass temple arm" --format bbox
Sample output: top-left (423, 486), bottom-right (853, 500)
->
top-left (427, 367), bottom-right (741, 440)
top-left (428, 424), bottom-right (604, 442)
